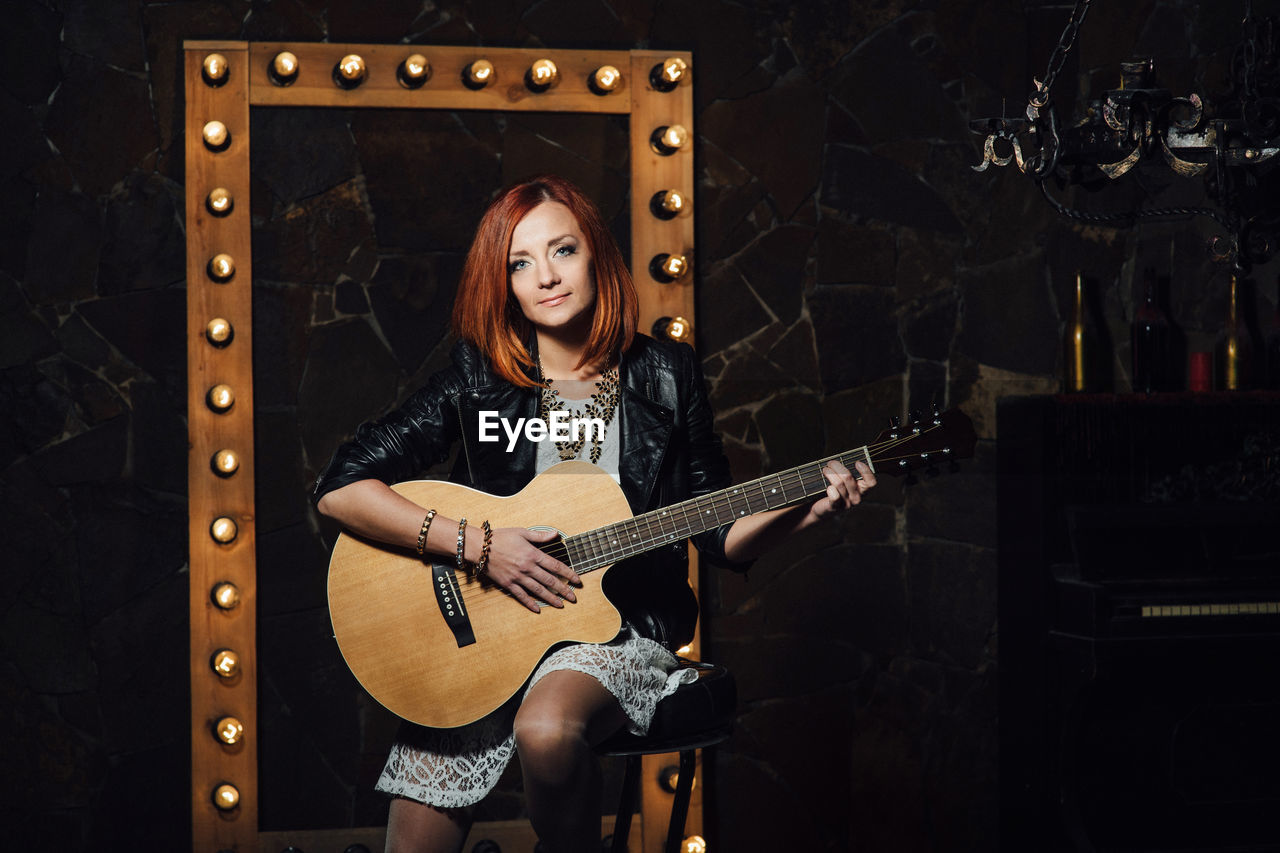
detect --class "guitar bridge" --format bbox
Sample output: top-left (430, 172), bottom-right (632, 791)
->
top-left (430, 563), bottom-right (476, 648)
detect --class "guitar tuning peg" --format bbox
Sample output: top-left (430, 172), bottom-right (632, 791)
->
top-left (931, 401), bottom-right (941, 418)
top-left (909, 409), bottom-right (922, 425)
top-left (890, 415), bottom-right (901, 429)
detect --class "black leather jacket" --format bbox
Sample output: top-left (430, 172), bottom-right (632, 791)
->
top-left (312, 333), bottom-right (749, 648)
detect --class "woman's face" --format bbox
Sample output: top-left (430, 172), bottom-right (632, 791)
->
top-left (508, 201), bottom-right (597, 338)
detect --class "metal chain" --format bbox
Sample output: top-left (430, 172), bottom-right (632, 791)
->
top-left (1242, 0), bottom-right (1259, 106)
top-left (1037, 180), bottom-right (1234, 232)
top-left (1030, 0), bottom-right (1093, 108)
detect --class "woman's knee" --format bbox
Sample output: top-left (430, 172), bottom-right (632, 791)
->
top-left (513, 711), bottom-right (590, 782)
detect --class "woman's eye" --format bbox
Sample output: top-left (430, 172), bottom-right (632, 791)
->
top-left (554, 245), bottom-right (575, 257)
top-left (508, 259), bottom-right (528, 272)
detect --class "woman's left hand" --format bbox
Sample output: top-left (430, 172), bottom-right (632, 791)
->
top-left (808, 459), bottom-right (876, 522)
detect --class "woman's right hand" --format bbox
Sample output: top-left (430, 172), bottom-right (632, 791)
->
top-left (481, 527), bottom-right (581, 614)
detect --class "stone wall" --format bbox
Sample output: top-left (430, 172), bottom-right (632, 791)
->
top-left (4, 1), bottom-right (1276, 851)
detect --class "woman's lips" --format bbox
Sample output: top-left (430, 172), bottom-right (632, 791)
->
top-left (539, 293), bottom-right (570, 307)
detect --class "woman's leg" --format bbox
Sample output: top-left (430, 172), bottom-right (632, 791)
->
top-left (385, 797), bottom-right (473, 853)
top-left (513, 669), bottom-right (629, 853)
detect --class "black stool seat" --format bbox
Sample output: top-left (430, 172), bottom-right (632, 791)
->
top-left (597, 661), bottom-right (735, 852)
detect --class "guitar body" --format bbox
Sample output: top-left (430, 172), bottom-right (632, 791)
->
top-left (327, 461), bottom-right (630, 729)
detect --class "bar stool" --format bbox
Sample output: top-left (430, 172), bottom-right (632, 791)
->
top-left (596, 661), bottom-right (736, 853)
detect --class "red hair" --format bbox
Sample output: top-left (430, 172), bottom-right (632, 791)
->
top-left (451, 175), bottom-right (639, 387)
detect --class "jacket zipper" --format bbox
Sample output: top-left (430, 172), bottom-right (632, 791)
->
top-left (454, 395), bottom-right (476, 484)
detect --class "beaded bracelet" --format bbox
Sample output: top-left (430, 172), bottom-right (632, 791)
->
top-left (478, 520), bottom-right (493, 576)
top-left (415, 509), bottom-right (437, 556)
top-left (455, 517), bottom-right (468, 573)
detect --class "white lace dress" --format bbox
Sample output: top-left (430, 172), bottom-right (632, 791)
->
top-left (374, 381), bottom-right (697, 807)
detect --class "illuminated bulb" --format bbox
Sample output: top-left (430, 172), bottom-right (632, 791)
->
top-left (334, 54), bottom-right (366, 88)
top-left (650, 253), bottom-right (688, 282)
top-left (206, 187), bottom-right (233, 216)
top-left (202, 120), bottom-right (229, 150)
top-left (202, 53), bottom-right (229, 86)
top-left (207, 253), bottom-right (235, 282)
top-left (212, 449), bottom-right (240, 477)
top-left (527, 58), bottom-right (558, 90)
top-left (465, 59), bottom-right (494, 88)
top-left (270, 51), bottom-right (299, 85)
top-left (207, 384), bottom-right (235, 412)
top-left (650, 124), bottom-right (689, 155)
top-left (210, 516), bottom-right (238, 544)
top-left (214, 716), bottom-right (245, 745)
top-left (683, 836), bottom-right (707, 853)
top-left (653, 316), bottom-right (693, 343)
top-left (211, 648), bottom-right (240, 678)
top-left (676, 644), bottom-right (692, 656)
top-left (211, 581), bottom-right (241, 610)
top-left (212, 783), bottom-right (240, 810)
top-left (658, 764), bottom-right (696, 794)
top-left (591, 65), bottom-right (622, 93)
top-left (398, 53), bottom-right (430, 88)
top-left (205, 318), bottom-right (233, 347)
top-left (650, 56), bottom-right (689, 91)
top-left (649, 189), bottom-right (686, 220)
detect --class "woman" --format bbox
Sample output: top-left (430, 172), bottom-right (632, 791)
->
top-left (313, 175), bottom-right (875, 853)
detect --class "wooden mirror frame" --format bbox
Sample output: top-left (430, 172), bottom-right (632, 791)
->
top-left (184, 40), bottom-right (695, 851)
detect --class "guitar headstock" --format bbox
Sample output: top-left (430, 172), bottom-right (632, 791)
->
top-left (869, 406), bottom-right (976, 477)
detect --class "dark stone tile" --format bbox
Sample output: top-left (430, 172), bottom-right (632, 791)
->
top-left (2, 592), bottom-right (96, 694)
top-left (779, 0), bottom-right (912, 83)
top-left (0, 273), bottom-right (57, 369)
top-left (32, 415), bottom-right (128, 486)
top-left (367, 253), bottom-right (459, 375)
top-left (732, 224), bottom-right (814, 326)
top-left (905, 439), bottom-right (996, 547)
top-left (298, 318), bottom-right (401, 472)
top-left (0, 364), bottom-right (72, 463)
top-left (651, 0), bottom-right (771, 111)
top-left (765, 317), bottom-right (821, 391)
top-left (76, 288), bottom-right (186, 404)
top-left (87, 742), bottom-right (188, 852)
top-left (53, 312), bottom-right (112, 373)
top-left (252, 280), bottom-right (313, 409)
top-left (523, 0), bottom-right (633, 46)
top-left (250, 108), bottom-right (360, 207)
top-left (0, 666), bottom-right (103, 811)
top-left (253, 179), bottom-right (376, 285)
top-left (0, 175), bottom-right (37, 280)
top-left (712, 748), bottom-right (834, 852)
top-left (98, 171), bottom-right (185, 295)
top-left (935, 0), bottom-right (1025, 97)
top-left (700, 71), bottom-right (826, 218)
top-left (44, 53), bottom-right (157, 198)
top-left (907, 542), bottom-right (995, 668)
top-left (809, 285), bottom-right (906, 392)
top-left (1, 0), bottom-right (63, 105)
top-left (697, 150), bottom-right (769, 262)
top-left (37, 355), bottom-right (126, 426)
top-left (23, 186), bottom-right (101, 306)
top-left (352, 110), bottom-right (500, 254)
top-left (706, 339), bottom-right (791, 412)
top-left (257, 521), bottom-right (331, 615)
top-left (816, 217), bottom-right (895, 285)
top-left (895, 226), bottom-right (961, 303)
top-left (63, 0), bottom-right (146, 72)
top-left (240, 0), bottom-right (326, 40)
top-left (754, 388), bottom-right (824, 474)
top-left (956, 252), bottom-right (1058, 374)
top-left (127, 379), bottom-right (187, 495)
top-left (254, 403), bottom-right (310, 535)
top-left (0, 91), bottom-right (52, 183)
top-left (822, 145), bottom-right (962, 234)
top-left (822, 375), bottom-right (904, 459)
top-left (961, 162), bottom-right (1053, 269)
top-left (829, 25), bottom-right (969, 146)
top-left (697, 261), bottom-right (774, 360)
top-left (335, 280), bottom-right (369, 314)
top-left (458, 0), bottom-right (528, 42)
top-left (500, 115), bottom-right (629, 218)
top-left (902, 291), bottom-right (958, 360)
top-left (328, 0), bottom-right (422, 40)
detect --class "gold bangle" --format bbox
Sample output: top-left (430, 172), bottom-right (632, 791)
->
top-left (478, 520), bottom-right (493, 575)
top-left (415, 509), bottom-right (436, 556)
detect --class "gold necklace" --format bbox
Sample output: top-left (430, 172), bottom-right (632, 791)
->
top-left (538, 361), bottom-right (619, 463)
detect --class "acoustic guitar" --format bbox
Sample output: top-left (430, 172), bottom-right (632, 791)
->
top-left (327, 407), bottom-right (976, 728)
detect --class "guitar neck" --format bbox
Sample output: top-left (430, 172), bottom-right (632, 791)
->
top-left (561, 446), bottom-right (873, 573)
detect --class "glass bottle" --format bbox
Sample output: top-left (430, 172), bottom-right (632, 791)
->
top-left (1214, 274), bottom-right (1253, 390)
top-left (1064, 271), bottom-right (1090, 392)
top-left (1130, 268), bottom-right (1171, 393)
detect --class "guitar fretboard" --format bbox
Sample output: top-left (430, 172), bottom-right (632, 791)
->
top-left (560, 445), bottom-right (872, 573)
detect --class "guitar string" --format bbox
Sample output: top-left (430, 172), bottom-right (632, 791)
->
top-left (441, 428), bottom-right (954, 611)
